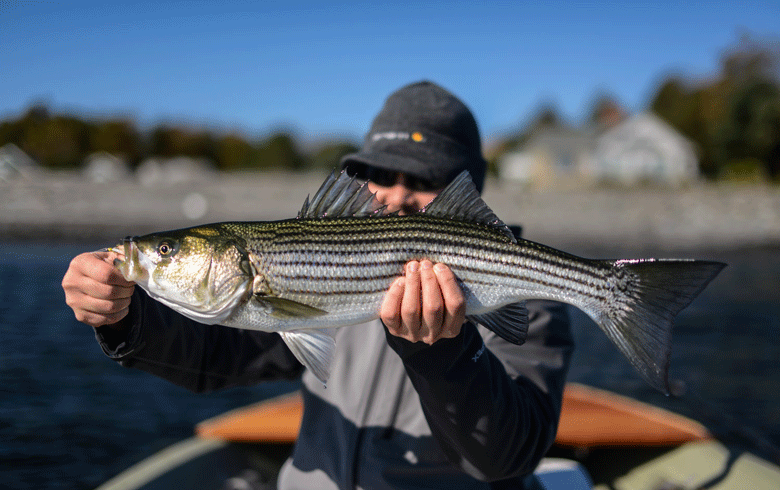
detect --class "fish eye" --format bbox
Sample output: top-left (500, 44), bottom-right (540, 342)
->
top-left (157, 240), bottom-right (177, 257)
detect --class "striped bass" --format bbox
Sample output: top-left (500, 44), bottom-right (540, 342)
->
top-left (112, 170), bottom-right (725, 392)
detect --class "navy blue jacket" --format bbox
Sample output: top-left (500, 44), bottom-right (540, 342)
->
top-left (96, 290), bottom-right (572, 489)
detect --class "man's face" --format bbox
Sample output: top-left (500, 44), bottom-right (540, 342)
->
top-left (352, 165), bottom-right (445, 215)
top-left (367, 175), bottom-right (442, 216)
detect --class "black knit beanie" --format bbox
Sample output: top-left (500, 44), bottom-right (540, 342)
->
top-left (340, 81), bottom-right (487, 192)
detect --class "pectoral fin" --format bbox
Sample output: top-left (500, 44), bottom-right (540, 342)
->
top-left (255, 296), bottom-right (328, 319)
top-left (467, 302), bottom-right (529, 345)
top-left (280, 329), bottom-right (336, 383)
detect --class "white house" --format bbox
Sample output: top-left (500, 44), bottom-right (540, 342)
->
top-left (136, 156), bottom-right (216, 187)
top-left (498, 127), bottom-right (596, 187)
top-left (0, 143), bottom-right (41, 182)
top-left (82, 151), bottom-right (131, 183)
top-left (591, 112), bottom-right (699, 186)
top-left (498, 113), bottom-right (699, 187)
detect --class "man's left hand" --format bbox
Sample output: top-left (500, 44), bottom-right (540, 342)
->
top-left (381, 260), bottom-right (466, 344)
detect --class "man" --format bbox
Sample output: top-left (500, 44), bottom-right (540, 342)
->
top-left (62, 81), bottom-right (573, 489)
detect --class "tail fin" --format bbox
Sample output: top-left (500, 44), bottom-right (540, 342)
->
top-left (590, 259), bottom-right (726, 394)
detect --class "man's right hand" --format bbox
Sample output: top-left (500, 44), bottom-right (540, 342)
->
top-left (62, 251), bottom-right (135, 328)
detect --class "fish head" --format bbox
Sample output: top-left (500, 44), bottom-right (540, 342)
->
top-left (113, 226), bottom-right (254, 323)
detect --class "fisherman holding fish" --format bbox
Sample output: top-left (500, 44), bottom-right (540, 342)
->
top-left (63, 81), bottom-right (723, 489)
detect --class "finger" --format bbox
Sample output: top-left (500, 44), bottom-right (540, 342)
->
top-left (68, 252), bottom-right (132, 287)
top-left (91, 250), bottom-right (117, 262)
top-left (64, 288), bottom-right (132, 318)
top-left (75, 305), bottom-right (130, 328)
top-left (419, 260), bottom-right (444, 344)
top-left (434, 263), bottom-right (467, 339)
top-left (90, 251), bottom-right (134, 286)
top-left (63, 266), bottom-right (134, 301)
top-left (380, 276), bottom-right (405, 334)
top-left (84, 295), bottom-right (134, 317)
top-left (87, 281), bottom-right (135, 301)
top-left (68, 291), bottom-right (132, 328)
top-left (400, 261), bottom-right (422, 338)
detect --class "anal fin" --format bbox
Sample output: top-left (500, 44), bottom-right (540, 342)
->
top-left (467, 301), bottom-right (529, 345)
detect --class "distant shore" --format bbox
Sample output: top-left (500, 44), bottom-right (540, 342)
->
top-left (2, 171), bottom-right (779, 255)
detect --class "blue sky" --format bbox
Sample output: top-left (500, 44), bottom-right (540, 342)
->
top-left (2, 1), bottom-right (778, 143)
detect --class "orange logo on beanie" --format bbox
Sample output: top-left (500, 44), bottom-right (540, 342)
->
top-left (371, 131), bottom-right (426, 143)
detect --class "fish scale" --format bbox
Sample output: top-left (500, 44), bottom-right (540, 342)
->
top-left (113, 170), bottom-right (725, 391)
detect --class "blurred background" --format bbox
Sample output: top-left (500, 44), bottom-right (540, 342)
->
top-left (1, 1), bottom-right (779, 489)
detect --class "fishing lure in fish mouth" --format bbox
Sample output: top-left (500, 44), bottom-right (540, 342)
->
top-left (111, 169), bottom-right (725, 392)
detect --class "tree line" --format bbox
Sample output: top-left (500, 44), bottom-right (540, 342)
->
top-left (2, 34), bottom-right (778, 181)
top-left (0, 108), bottom-right (359, 172)
top-left (650, 34), bottom-right (780, 180)
top-left (496, 34), bottom-right (780, 182)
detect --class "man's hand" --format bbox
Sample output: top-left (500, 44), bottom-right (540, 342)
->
top-left (62, 251), bottom-right (135, 328)
top-left (381, 260), bottom-right (466, 344)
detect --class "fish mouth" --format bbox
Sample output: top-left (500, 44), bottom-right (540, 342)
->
top-left (111, 236), bottom-right (146, 282)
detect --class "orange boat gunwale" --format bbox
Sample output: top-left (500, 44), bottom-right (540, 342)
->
top-left (196, 383), bottom-right (711, 449)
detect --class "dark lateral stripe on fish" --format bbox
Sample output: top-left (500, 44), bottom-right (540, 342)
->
top-left (268, 220), bottom-right (507, 244)
top-left (273, 227), bottom-right (506, 247)
top-left (273, 267), bottom-right (610, 302)
top-left (267, 269), bottom-right (610, 306)
top-left (271, 219), bottom-right (506, 252)
top-left (271, 219), bottom-right (576, 256)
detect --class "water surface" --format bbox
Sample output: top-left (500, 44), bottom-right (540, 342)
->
top-left (1, 242), bottom-right (777, 489)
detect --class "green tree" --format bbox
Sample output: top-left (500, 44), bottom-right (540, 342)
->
top-left (721, 80), bottom-right (780, 178)
top-left (650, 78), bottom-right (720, 177)
top-left (216, 133), bottom-right (258, 170)
top-left (308, 141), bottom-right (359, 170)
top-left (149, 125), bottom-right (216, 160)
top-left (90, 120), bottom-right (143, 165)
top-left (256, 132), bottom-right (305, 170)
top-left (14, 106), bottom-right (91, 168)
top-left (651, 33), bottom-right (780, 179)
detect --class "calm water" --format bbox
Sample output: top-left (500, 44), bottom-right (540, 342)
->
top-left (1, 242), bottom-right (779, 489)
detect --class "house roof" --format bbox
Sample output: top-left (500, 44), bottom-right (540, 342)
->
top-left (0, 144), bottom-right (41, 181)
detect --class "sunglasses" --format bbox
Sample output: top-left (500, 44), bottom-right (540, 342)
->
top-left (347, 164), bottom-right (446, 192)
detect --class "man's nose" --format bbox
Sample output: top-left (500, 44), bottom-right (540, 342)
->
top-left (381, 183), bottom-right (416, 214)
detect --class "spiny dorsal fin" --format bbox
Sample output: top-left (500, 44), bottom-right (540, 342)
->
top-left (298, 170), bottom-right (390, 219)
top-left (422, 171), bottom-right (516, 242)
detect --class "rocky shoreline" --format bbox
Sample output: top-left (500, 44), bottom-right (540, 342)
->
top-left (2, 171), bottom-right (779, 255)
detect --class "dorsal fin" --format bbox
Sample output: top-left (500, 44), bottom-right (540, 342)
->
top-left (298, 170), bottom-right (390, 219)
top-left (422, 171), bottom-right (516, 242)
